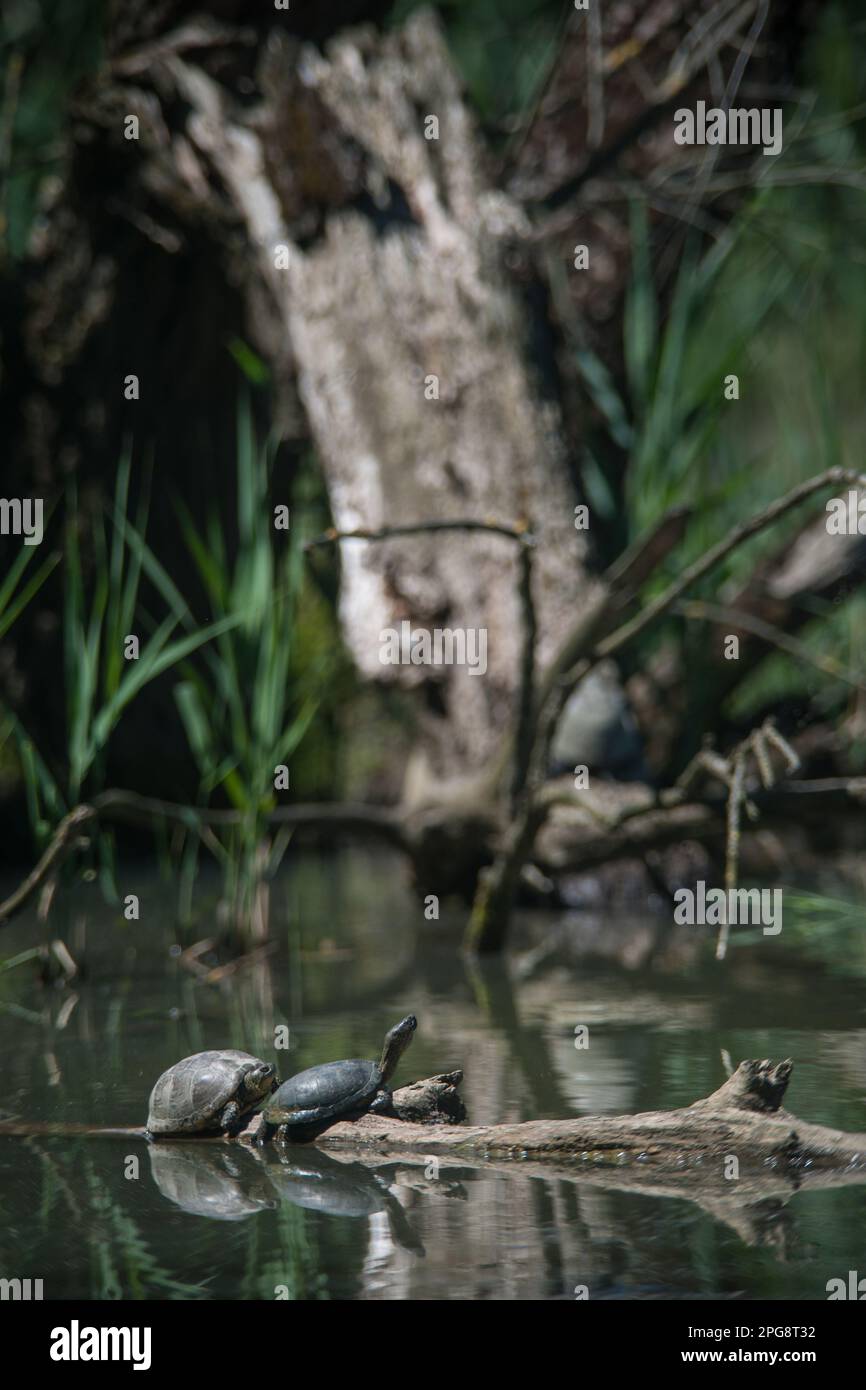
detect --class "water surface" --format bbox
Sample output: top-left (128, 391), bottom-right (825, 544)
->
top-left (1, 849), bottom-right (864, 1300)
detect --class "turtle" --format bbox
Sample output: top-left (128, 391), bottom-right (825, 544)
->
top-left (146, 1050), bottom-right (277, 1138)
top-left (258, 1014), bottom-right (417, 1144)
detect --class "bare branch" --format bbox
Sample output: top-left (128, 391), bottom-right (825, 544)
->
top-left (304, 519), bottom-right (532, 549)
top-left (0, 793), bottom-right (404, 926)
top-left (676, 597), bottom-right (866, 694)
top-left (596, 466), bottom-right (866, 665)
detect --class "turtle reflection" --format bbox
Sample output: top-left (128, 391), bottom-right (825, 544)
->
top-left (148, 1142), bottom-right (277, 1221)
top-left (148, 1139), bottom-right (426, 1253)
top-left (263, 1148), bottom-right (426, 1256)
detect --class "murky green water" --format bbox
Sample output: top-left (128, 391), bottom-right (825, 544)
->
top-left (1, 849), bottom-right (864, 1300)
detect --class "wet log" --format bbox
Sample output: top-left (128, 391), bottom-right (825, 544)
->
top-left (3, 1061), bottom-right (865, 1194)
top-left (0, 1071), bottom-right (467, 1141)
top-left (5, 1061), bottom-right (864, 1250)
top-left (315, 1060), bottom-right (866, 1180)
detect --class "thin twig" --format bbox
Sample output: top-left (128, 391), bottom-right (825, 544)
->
top-left (0, 807), bottom-right (95, 923)
top-left (305, 519), bottom-right (532, 549)
top-left (678, 0), bottom-right (770, 236)
top-left (510, 537), bottom-right (538, 808)
top-left (468, 468), bottom-right (865, 951)
top-left (675, 599), bottom-right (866, 694)
top-left (533, 0), bottom-right (763, 213)
top-left (596, 467), bottom-right (866, 663)
top-left (672, 718), bottom-right (799, 960)
top-left (501, 3), bottom-right (575, 169)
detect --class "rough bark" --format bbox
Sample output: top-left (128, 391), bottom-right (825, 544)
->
top-left (167, 11), bottom-right (593, 784)
top-left (317, 1059), bottom-right (866, 1183)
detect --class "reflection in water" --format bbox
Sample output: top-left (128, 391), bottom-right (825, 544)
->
top-left (148, 1143), bottom-right (277, 1222)
top-left (148, 1137), bottom-right (429, 1258)
top-left (261, 1149), bottom-right (426, 1256)
top-left (1, 849), bottom-right (865, 1299)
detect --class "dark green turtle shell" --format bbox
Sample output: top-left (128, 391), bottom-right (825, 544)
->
top-left (265, 1058), bottom-right (382, 1127)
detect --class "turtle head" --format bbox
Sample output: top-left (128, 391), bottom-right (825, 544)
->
top-left (242, 1060), bottom-right (278, 1104)
top-left (379, 1014), bottom-right (417, 1082)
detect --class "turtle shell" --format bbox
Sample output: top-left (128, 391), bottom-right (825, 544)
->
top-left (265, 1058), bottom-right (380, 1128)
top-left (147, 1050), bottom-right (274, 1135)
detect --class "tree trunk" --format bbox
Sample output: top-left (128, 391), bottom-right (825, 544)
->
top-left (171, 10), bottom-right (593, 787)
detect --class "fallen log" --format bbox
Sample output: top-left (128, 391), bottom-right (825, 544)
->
top-left (4, 1061), bottom-right (862, 1250)
top-left (311, 1060), bottom-right (866, 1184)
top-left (0, 1071), bottom-right (467, 1142)
top-left (2, 1061), bottom-right (864, 1191)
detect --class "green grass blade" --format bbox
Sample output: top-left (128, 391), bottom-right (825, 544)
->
top-left (90, 612), bottom-right (244, 755)
top-left (573, 345), bottom-right (634, 451)
top-left (624, 198), bottom-right (658, 414)
top-left (0, 550), bottom-right (60, 641)
top-left (174, 679), bottom-right (218, 780)
top-left (174, 498), bottom-right (227, 613)
top-left (111, 505), bottom-right (192, 630)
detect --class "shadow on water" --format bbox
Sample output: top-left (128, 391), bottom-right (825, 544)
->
top-left (0, 846), bottom-right (865, 1299)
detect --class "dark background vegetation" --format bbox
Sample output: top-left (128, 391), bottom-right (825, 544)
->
top-left (1, 0), bottom-right (864, 871)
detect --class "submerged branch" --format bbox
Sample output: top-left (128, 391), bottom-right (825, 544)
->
top-left (0, 792), bottom-right (404, 925)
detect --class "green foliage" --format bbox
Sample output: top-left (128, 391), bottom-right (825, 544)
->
top-left (172, 397), bottom-right (329, 927)
top-left (622, 201), bottom-right (657, 412)
top-left (4, 452), bottom-right (240, 857)
top-left (63, 454), bottom-right (240, 805)
top-left (174, 400), bottom-right (318, 815)
top-left (0, 0), bottom-right (105, 260)
top-left (0, 532), bottom-right (61, 819)
top-left (575, 41), bottom-right (866, 733)
top-left (0, 531), bottom-right (59, 640)
top-left (244, 1204), bottom-right (329, 1302)
top-left (733, 892), bottom-right (866, 980)
top-left (728, 592), bottom-right (866, 751)
top-left (616, 210), bottom-right (792, 539)
top-left (0, 391), bottom-right (338, 936)
top-left (226, 336), bottom-right (271, 387)
top-left (83, 1163), bottom-right (207, 1299)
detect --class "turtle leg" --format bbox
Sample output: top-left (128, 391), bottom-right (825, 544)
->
top-left (257, 1119), bottom-right (276, 1145)
top-left (219, 1099), bottom-right (244, 1135)
top-left (369, 1086), bottom-right (395, 1117)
